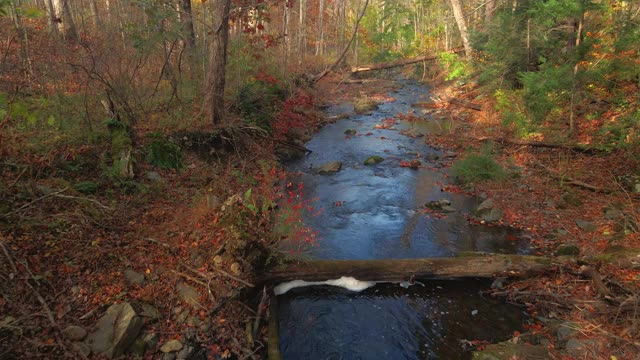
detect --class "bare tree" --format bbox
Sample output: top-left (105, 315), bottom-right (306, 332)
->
top-left (449, 0), bottom-right (472, 57)
top-left (182, 0), bottom-right (196, 49)
top-left (207, 0), bottom-right (231, 124)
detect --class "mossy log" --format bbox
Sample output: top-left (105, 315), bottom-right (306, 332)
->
top-left (264, 254), bottom-right (558, 283)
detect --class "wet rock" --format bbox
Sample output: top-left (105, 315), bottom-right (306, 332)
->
top-left (408, 159), bottom-right (421, 169)
top-left (317, 161), bottom-right (342, 175)
top-left (555, 244), bottom-right (580, 256)
top-left (344, 129), bottom-right (357, 135)
top-left (275, 146), bottom-right (306, 162)
top-left (71, 342), bottom-right (91, 357)
top-left (86, 302), bottom-right (143, 358)
top-left (62, 325), bottom-right (87, 341)
top-left (160, 339), bottom-right (183, 353)
top-left (364, 156), bottom-right (384, 165)
top-left (353, 96), bottom-right (378, 114)
top-left (124, 269), bottom-right (145, 286)
top-left (177, 282), bottom-right (200, 308)
top-left (575, 220), bottom-right (596, 232)
top-left (472, 342), bottom-right (550, 359)
top-left (475, 199), bottom-right (503, 223)
top-left (425, 199), bottom-right (456, 213)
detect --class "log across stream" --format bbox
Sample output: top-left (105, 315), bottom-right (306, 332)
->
top-left (273, 79), bottom-right (536, 359)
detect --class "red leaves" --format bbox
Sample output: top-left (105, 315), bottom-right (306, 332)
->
top-left (399, 159), bottom-right (421, 169)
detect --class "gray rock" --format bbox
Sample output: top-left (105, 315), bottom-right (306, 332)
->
top-left (230, 262), bottom-right (242, 275)
top-left (555, 244), bottom-right (580, 256)
top-left (124, 269), bottom-right (145, 286)
top-left (558, 192), bottom-right (583, 209)
top-left (604, 206), bottom-right (624, 220)
top-left (127, 337), bottom-right (146, 357)
top-left (177, 345), bottom-right (194, 360)
top-left (62, 325), bottom-right (87, 341)
top-left (213, 255), bottom-right (223, 267)
top-left (475, 199), bottom-right (504, 223)
top-left (145, 171), bottom-right (162, 182)
top-left (160, 339), bottom-right (183, 353)
top-left (175, 309), bottom-right (189, 324)
top-left (163, 353), bottom-right (177, 360)
top-left (317, 161), bottom-right (342, 175)
top-left (177, 282), bottom-right (200, 308)
top-left (425, 199), bottom-right (456, 213)
top-left (86, 302), bottom-right (144, 358)
top-left (364, 156), bottom-right (384, 165)
top-left (575, 220), bottom-right (597, 232)
top-left (556, 322), bottom-right (578, 342)
top-left (71, 342), bottom-right (91, 357)
top-left (138, 303), bottom-right (160, 320)
top-left (344, 129), bottom-right (357, 135)
top-left (143, 332), bottom-right (159, 352)
top-left (565, 338), bottom-right (597, 357)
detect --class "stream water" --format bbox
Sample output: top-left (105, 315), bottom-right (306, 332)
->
top-left (278, 80), bottom-right (528, 359)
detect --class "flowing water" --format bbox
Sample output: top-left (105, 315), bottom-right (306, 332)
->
top-left (277, 80), bottom-right (528, 359)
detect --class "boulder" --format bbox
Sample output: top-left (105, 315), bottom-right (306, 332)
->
top-left (475, 199), bottom-right (503, 223)
top-left (86, 302), bottom-right (144, 358)
top-left (425, 199), bottom-right (456, 213)
top-left (344, 129), bottom-right (357, 136)
top-left (364, 156), bottom-right (384, 165)
top-left (317, 161), bottom-right (342, 175)
top-left (62, 325), bottom-right (87, 341)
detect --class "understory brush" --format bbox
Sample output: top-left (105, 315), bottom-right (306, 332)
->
top-left (451, 145), bottom-right (507, 184)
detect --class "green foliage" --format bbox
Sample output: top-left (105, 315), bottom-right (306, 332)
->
top-left (451, 146), bottom-right (507, 184)
top-left (145, 134), bottom-right (183, 170)
top-left (518, 64), bottom-right (574, 122)
top-left (437, 52), bottom-right (470, 81)
top-left (494, 89), bottom-right (533, 138)
top-left (233, 76), bottom-right (286, 131)
top-left (599, 109), bottom-right (640, 150)
top-left (73, 181), bottom-right (99, 195)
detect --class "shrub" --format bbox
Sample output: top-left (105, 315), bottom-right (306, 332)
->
top-left (437, 52), bottom-right (471, 81)
top-left (451, 146), bottom-right (507, 184)
top-left (145, 134), bottom-right (183, 170)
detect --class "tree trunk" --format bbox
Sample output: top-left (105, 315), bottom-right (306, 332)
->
top-left (207, 0), bottom-right (231, 125)
top-left (182, 0), bottom-right (196, 49)
top-left (485, 0), bottom-right (495, 23)
top-left (449, 0), bottom-right (472, 57)
top-left (316, 0), bottom-right (324, 56)
top-left (263, 254), bottom-right (557, 283)
top-left (61, 0), bottom-right (78, 41)
top-left (298, 0), bottom-right (306, 63)
top-left (46, 0), bottom-right (60, 37)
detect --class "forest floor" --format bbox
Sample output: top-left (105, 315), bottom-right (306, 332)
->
top-left (1, 70), bottom-right (638, 360)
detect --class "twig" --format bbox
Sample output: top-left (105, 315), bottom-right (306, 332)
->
top-left (251, 287), bottom-right (268, 343)
top-left (143, 237), bottom-right (172, 248)
top-left (171, 269), bottom-right (208, 287)
top-left (54, 194), bottom-right (112, 210)
top-left (535, 162), bottom-right (612, 193)
top-left (1, 187), bottom-right (69, 218)
top-left (0, 240), bottom-right (18, 275)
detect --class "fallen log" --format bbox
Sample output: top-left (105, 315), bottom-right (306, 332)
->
top-left (449, 98), bottom-right (482, 111)
top-left (351, 48), bottom-right (464, 74)
top-left (263, 254), bottom-right (558, 283)
top-left (487, 137), bottom-right (602, 154)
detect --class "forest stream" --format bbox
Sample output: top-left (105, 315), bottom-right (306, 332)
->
top-left (275, 80), bottom-right (530, 359)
